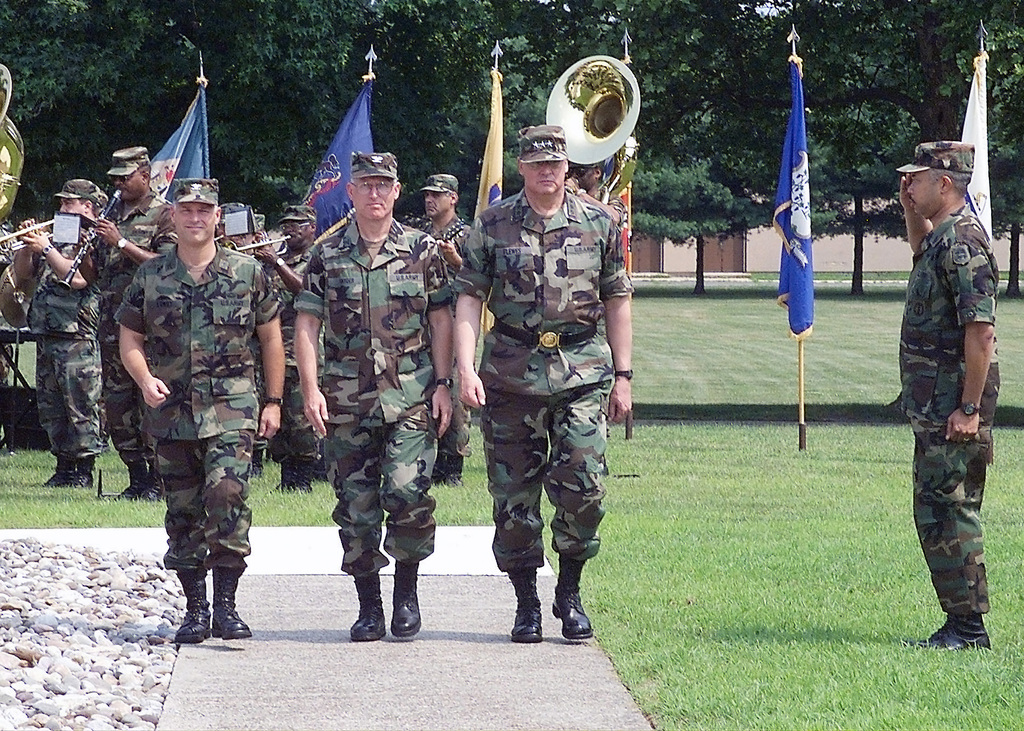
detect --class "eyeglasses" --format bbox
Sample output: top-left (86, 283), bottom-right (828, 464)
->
top-left (281, 222), bottom-right (312, 232)
top-left (110, 169), bottom-right (142, 183)
top-left (353, 180), bottom-right (396, 196)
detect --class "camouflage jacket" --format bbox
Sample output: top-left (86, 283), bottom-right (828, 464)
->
top-left (294, 219), bottom-right (451, 426)
top-left (899, 207), bottom-right (998, 425)
top-left (265, 243), bottom-right (314, 366)
top-left (27, 240), bottom-right (100, 339)
top-left (95, 192), bottom-right (176, 343)
top-left (116, 246), bottom-right (281, 440)
top-left (454, 190), bottom-right (632, 396)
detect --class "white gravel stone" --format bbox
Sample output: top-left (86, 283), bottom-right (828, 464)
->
top-left (0, 539), bottom-right (180, 730)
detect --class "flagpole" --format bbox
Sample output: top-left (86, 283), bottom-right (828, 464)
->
top-left (798, 339), bottom-right (806, 450)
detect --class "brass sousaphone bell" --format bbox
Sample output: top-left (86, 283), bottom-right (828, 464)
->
top-left (546, 55), bottom-right (640, 199)
top-left (0, 64), bottom-right (24, 224)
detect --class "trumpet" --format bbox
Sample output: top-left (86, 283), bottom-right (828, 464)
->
top-left (0, 218), bottom-right (54, 248)
top-left (222, 236), bottom-right (286, 253)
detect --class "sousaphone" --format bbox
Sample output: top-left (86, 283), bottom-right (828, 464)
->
top-left (0, 64), bottom-right (24, 224)
top-left (546, 55), bottom-right (640, 198)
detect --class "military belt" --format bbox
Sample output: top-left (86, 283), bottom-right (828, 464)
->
top-left (492, 320), bottom-right (597, 349)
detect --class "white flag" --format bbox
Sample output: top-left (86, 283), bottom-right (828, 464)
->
top-left (961, 51), bottom-right (991, 238)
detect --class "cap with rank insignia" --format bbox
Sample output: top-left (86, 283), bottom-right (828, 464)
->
top-left (173, 178), bottom-right (219, 205)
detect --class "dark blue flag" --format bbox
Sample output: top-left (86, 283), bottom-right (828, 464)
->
top-left (774, 56), bottom-right (814, 339)
top-left (151, 85), bottom-right (210, 200)
top-left (306, 80), bottom-right (374, 236)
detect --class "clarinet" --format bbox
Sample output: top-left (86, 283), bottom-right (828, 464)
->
top-left (58, 190), bottom-right (121, 290)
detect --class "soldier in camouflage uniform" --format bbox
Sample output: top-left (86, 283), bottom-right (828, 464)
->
top-left (294, 152), bottom-right (454, 642)
top-left (414, 174), bottom-right (472, 487)
top-left (454, 125), bottom-right (633, 643)
top-left (253, 204), bottom-right (322, 492)
top-left (897, 141), bottom-right (999, 650)
top-left (93, 147), bottom-right (177, 501)
top-left (117, 179), bottom-right (284, 645)
top-left (14, 180), bottom-right (106, 489)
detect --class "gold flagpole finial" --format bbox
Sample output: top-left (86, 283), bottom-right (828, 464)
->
top-left (621, 28), bottom-right (632, 65)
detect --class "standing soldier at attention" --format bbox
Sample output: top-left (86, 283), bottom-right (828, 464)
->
top-left (453, 125), bottom-right (633, 643)
top-left (897, 142), bottom-right (999, 650)
top-left (294, 152), bottom-right (453, 642)
top-left (253, 203), bottom-right (322, 492)
top-left (117, 179), bottom-right (284, 645)
top-left (13, 180), bottom-right (107, 489)
top-left (93, 146), bottom-right (176, 501)
top-left (417, 174), bottom-right (472, 487)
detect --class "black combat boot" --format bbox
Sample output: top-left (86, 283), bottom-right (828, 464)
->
top-left (120, 462), bottom-right (160, 501)
top-left (553, 557), bottom-right (593, 640)
top-left (174, 568), bottom-right (211, 644)
top-left (391, 562), bottom-right (421, 638)
top-left (508, 568), bottom-right (542, 643)
top-left (69, 456), bottom-right (95, 490)
top-left (292, 459), bottom-right (315, 493)
top-left (211, 566), bottom-right (252, 640)
top-left (911, 612), bottom-right (991, 650)
top-left (43, 455), bottom-right (77, 488)
top-left (277, 459), bottom-right (298, 491)
top-left (351, 573), bottom-right (386, 642)
top-left (250, 447), bottom-right (264, 478)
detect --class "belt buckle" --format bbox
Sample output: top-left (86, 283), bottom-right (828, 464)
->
top-left (538, 331), bottom-right (560, 349)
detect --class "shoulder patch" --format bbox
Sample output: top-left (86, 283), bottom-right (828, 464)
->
top-left (951, 244), bottom-right (971, 266)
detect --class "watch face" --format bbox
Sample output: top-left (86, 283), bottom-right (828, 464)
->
top-left (961, 403), bottom-right (977, 415)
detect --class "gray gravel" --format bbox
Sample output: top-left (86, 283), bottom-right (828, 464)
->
top-left (0, 538), bottom-right (181, 731)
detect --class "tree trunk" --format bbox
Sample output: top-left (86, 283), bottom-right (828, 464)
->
top-left (851, 194), bottom-right (864, 296)
top-left (693, 237), bottom-right (706, 295)
top-left (1008, 222), bottom-right (1021, 298)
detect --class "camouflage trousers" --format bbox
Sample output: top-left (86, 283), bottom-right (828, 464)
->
top-left (268, 365), bottom-right (321, 463)
top-left (481, 383), bottom-right (610, 573)
top-left (325, 407), bottom-right (437, 577)
top-left (101, 338), bottom-right (153, 468)
top-left (156, 430), bottom-right (254, 572)
top-left (911, 424), bottom-right (992, 615)
top-left (35, 336), bottom-right (104, 458)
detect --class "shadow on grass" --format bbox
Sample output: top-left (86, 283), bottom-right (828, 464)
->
top-left (631, 282), bottom-right (908, 302)
top-left (635, 402), bottom-right (1024, 427)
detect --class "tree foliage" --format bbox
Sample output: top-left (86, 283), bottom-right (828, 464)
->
top-left (1, 0), bottom-right (1023, 251)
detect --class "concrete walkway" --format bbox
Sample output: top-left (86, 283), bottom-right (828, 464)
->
top-left (0, 527), bottom-right (651, 731)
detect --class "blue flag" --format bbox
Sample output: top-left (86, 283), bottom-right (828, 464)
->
top-left (773, 56), bottom-right (813, 340)
top-left (306, 80), bottom-right (374, 236)
top-left (150, 85), bottom-right (210, 200)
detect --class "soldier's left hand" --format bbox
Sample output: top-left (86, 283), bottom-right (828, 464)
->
top-left (608, 378), bottom-right (632, 424)
top-left (946, 409), bottom-right (979, 444)
top-left (432, 387), bottom-right (452, 437)
top-left (259, 403), bottom-right (281, 440)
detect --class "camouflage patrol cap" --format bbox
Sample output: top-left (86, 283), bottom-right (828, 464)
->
top-left (420, 174), bottom-right (459, 194)
top-left (279, 204), bottom-right (316, 224)
top-left (107, 146), bottom-right (150, 176)
top-left (351, 152), bottom-right (398, 180)
top-left (897, 141), bottom-right (974, 174)
top-left (173, 178), bottom-right (219, 206)
top-left (55, 179), bottom-right (109, 210)
top-left (518, 125), bottom-right (568, 163)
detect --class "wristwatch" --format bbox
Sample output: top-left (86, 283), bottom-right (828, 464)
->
top-left (265, 396), bottom-right (283, 405)
top-left (117, 238), bottom-right (129, 249)
top-left (960, 402), bottom-right (978, 416)
top-left (435, 377), bottom-right (454, 389)
top-left (614, 370), bottom-right (634, 381)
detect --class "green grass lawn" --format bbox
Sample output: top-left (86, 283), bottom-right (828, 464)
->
top-left (4, 280), bottom-right (1024, 729)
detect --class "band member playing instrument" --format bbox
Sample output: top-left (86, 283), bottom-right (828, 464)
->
top-left (252, 204), bottom-right (322, 493)
top-left (14, 180), bottom-right (107, 489)
top-left (91, 146), bottom-right (176, 501)
top-left (410, 174), bottom-right (472, 487)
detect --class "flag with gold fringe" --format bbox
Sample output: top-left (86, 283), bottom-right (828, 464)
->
top-left (475, 68), bottom-right (504, 218)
